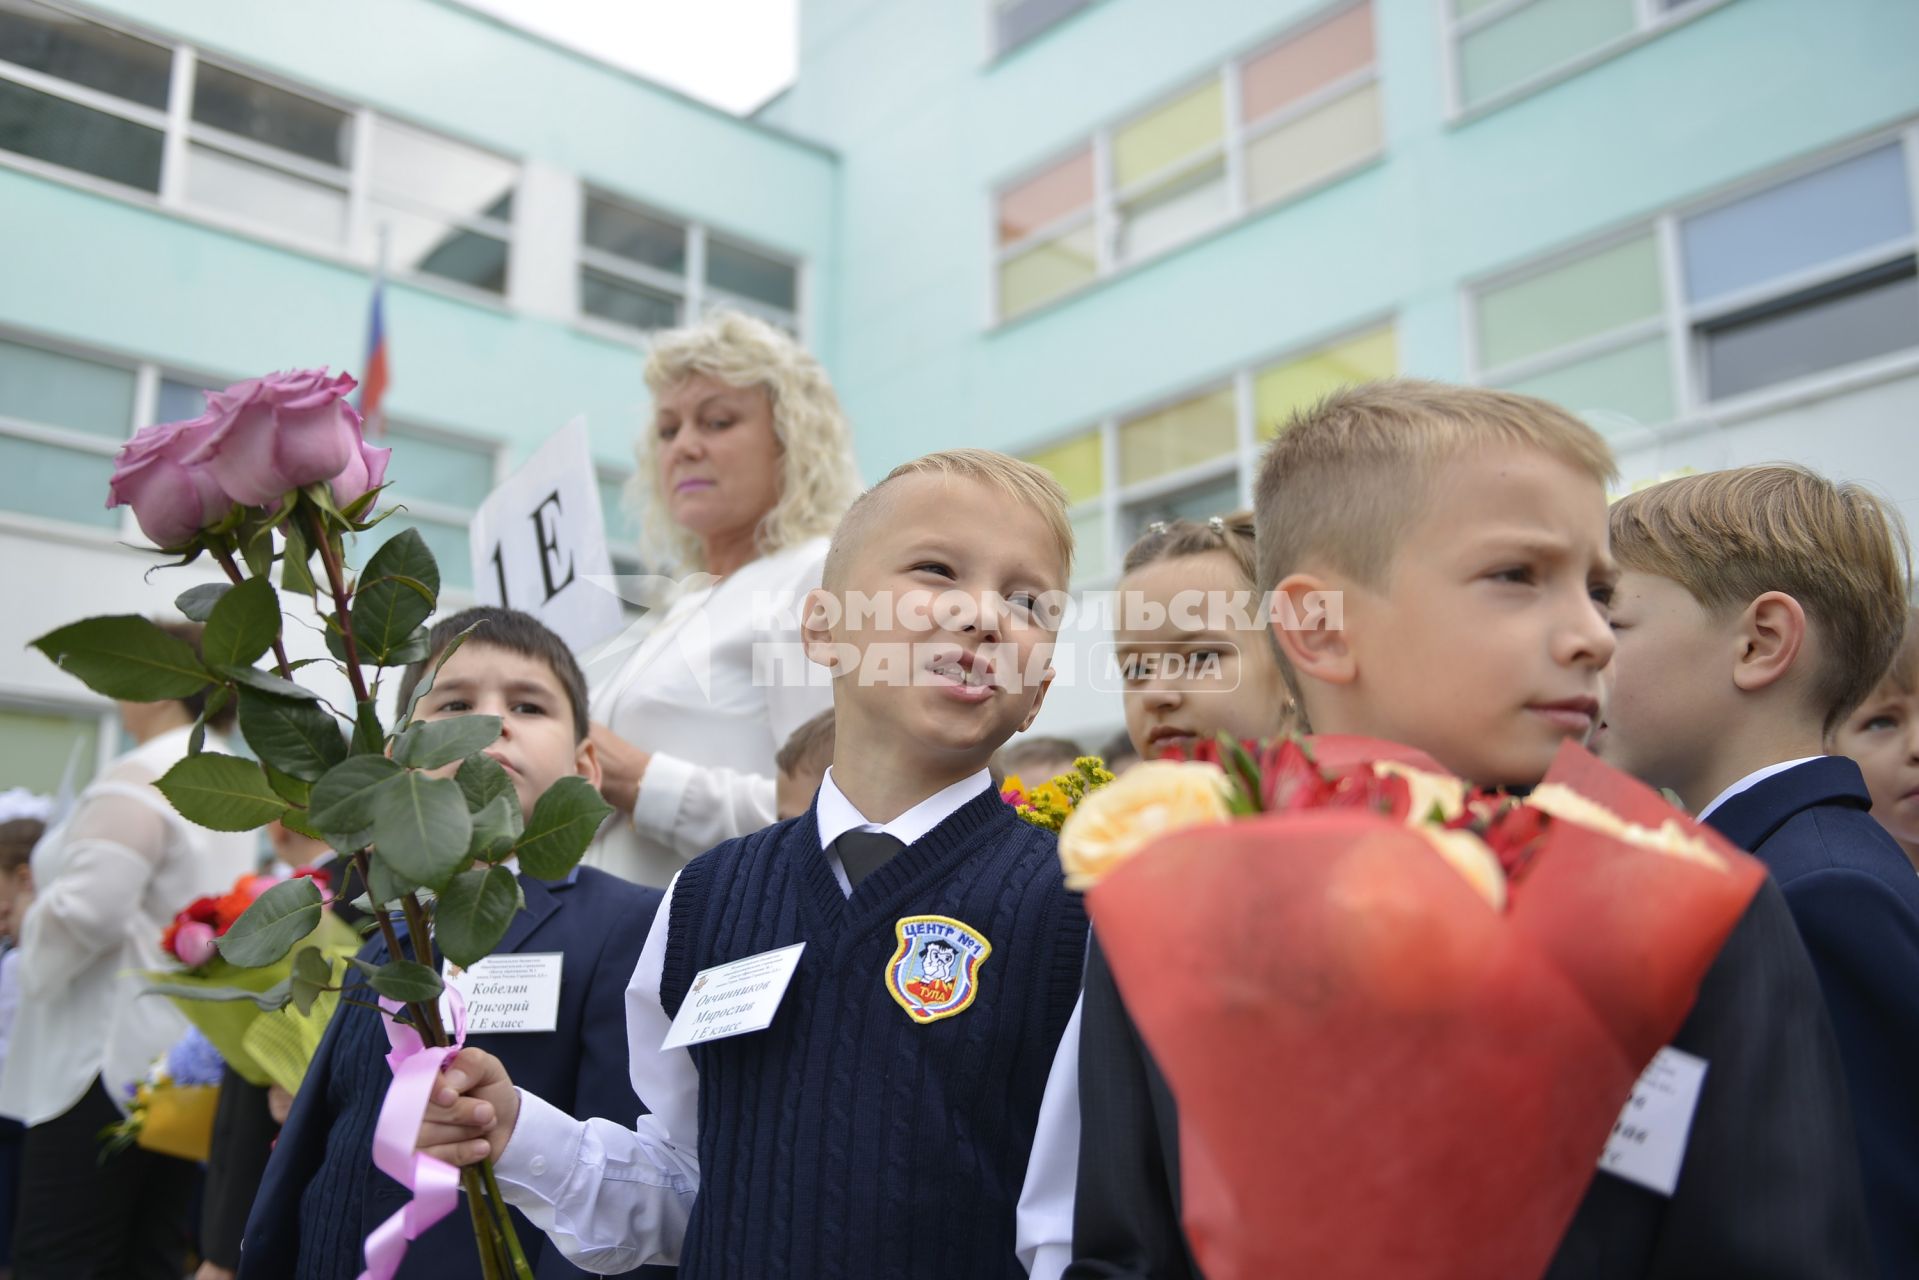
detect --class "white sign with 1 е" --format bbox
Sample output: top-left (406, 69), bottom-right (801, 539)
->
top-left (661, 942), bottom-right (807, 1051)
top-left (468, 416), bottom-right (624, 656)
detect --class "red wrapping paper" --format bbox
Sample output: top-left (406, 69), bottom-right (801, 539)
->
top-left (1085, 740), bottom-right (1764, 1280)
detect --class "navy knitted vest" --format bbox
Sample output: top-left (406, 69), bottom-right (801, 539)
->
top-left (659, 787), bottom-right (1086, 1280)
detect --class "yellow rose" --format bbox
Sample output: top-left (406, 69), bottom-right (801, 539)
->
top-left (1058, 760), bottom-right (1235, 889)
top-left (1414, 826), bottom-right (1508, 910)
top-left (1525, 783), bottom-right (1726, 871)
top-left (1372, 760), bottom-right (1468, 823)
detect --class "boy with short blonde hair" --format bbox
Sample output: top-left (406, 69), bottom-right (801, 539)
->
top-left (1068, 383), bottom-right (1870, 1279)
top-left (1600, 465), bottom-right (1919, 1277)
top-left (424, 452), bottom-right (1088, 1278)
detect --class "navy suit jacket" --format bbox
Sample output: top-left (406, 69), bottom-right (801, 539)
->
top-left (240, 867), bottom-right (668, 1280)
top-left (1708, 756), bottom-right (1919, 1279)
top-left (1069, 877), bottom-right (1875, 1279)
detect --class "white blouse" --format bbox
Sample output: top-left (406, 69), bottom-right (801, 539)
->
top-left (0, 725), bottom-right (257, 1125)
top-left (581, 536), bottom-right (836, 888)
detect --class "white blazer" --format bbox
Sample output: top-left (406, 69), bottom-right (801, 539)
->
top-left (0, 725), bottom-right (257, 1125)
top-left (581, 536), bottom-right (835, 888)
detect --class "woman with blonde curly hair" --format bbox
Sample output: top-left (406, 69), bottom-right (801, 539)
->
top-left (584, 311), bottom-right (861, 886)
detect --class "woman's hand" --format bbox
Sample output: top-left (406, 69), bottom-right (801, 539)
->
top-left (589, 722), bottom-right (652, 816)
top-left (267, 1084), bottom-right (294, 1125)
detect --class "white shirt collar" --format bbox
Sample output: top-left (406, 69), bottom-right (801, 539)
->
top-left (813, 766), bottom-right (993, 895)
top-left (1697, 756), bottom-right (1827, 821)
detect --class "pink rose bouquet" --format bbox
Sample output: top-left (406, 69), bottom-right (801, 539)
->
top-left (105, 367), bottom-right (390, 549)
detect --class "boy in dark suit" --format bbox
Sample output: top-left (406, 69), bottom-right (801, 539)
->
top-left (239, 608), bottom-right (666, 1280)
top-left (418, 451), bottom-right (1088, 1278)
top-left (1064, 384), bottom-right (1872, 1279)
top-left (1600, 464), bottom-right (1919, 1277)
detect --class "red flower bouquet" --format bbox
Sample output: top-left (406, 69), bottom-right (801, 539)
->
top-left (1061, 736), bottom-right (1765, 1280)
top-left (149, 867), bottom-right (354, 1088)
top-left (160, 873), bottom-right (283, 969)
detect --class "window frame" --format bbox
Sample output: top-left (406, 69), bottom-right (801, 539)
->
top-left (989, 0), bottom-right (1383, 326)
top-left (0, 0), bottom-right (522, 302)
top-left (986, 0), bottom-right (1100, 62)
top-left (1440, 0), bottom-right (1737, 123)
top-left (0, 691), bottom-right (118, 794)
top-left (1020, 315), bottom-right (1398, 590)
top-left (1465, 121), bottom-right (1919, 440)
top-left (0, 322), bottom-right (505, 584)
top-left (575, 185), bottom-right (804, 340)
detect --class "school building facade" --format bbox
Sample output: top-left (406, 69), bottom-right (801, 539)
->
top-left (2, 0), bottom-right (1914, 764)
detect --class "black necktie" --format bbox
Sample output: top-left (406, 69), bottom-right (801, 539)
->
top-left (834, 829), bottom-right (905, 888)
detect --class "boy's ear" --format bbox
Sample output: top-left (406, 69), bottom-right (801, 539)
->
top-left (801, 587), bottom-right (842, 671)
top-left (573, 733), bottom-right (603, 789)
top-left (1732, 591), bottom-right (1807, 694)
top-left (1014, 663), bottom-right (1056, 735)
top-left (1270, 571), bottom-right (1357, 688)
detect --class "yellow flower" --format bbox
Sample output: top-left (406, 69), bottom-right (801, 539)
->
top-left (1372, 760), bottom-right (1468, 824)
top-left (1525, 783), bottom-right (1726, 870)
top-left (1415, 826), bottom-right (1508, 910)
top-left (1058, 761), bottom-right (1235, 890)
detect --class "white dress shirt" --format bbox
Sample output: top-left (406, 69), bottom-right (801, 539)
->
top-left (0, 726), bottom-right (256, 1125)
top-left (1017, 994), bottom-right (1083, 1278)
top-left (1697, 756), bottom-right (1827, 822)
top-left (494, 766), bottom-right (992, 1271)
top-left (580, 536), bottom-right (836, 889)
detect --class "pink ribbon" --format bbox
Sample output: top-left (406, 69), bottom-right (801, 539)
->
top-left (358, 986), bottom-right (469, 1280)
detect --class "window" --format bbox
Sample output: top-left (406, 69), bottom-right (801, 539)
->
top-left (992, 2), bottom-right (1381, 322)
top-left (599, 468), bottom-right (650, 619)
top-left (0, 3), bottom-right (522, 292)
top-left (368, 118), bottom-right (515, 294)
top-left (995, 147), bottom-right (1097, 319)
top-left (185, 62), bottom-right (351, 247)
top-left (359, 423), bottom-right (501, 590)
top-left (1123, 472), bottom-right (1241, 546)
top-left (0, 334), bottom-right (135, 531)
top-left (1118, 385), bottom-right (1237, 486)
top-left (1241, 2), bottom-right (1380, 211)
top-left (1447, 0), bottom-right (1726, 115)
top-left (1255, 325), bottom-right (1397, 436)
top-left (0, 701), bottom-right (104, 795)
top-left (992, 0), bottom-right (1096, 57)
top-left (579, 189), bottom-right (801, 334)
top-left (0, 1), bottom-right (168, 191)
top-left (1470, 134), bottom-right (1919, 429)
top-left (1022, 322), bottom-right (1396, 583)
top-left (1473, 232), bottom-right (1674, 432)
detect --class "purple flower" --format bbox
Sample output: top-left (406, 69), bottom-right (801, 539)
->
top-left (106, 409), bottom-right (234, 548)
top-left (330, 436), bottom-right (392, 507)
top-left (164, 1027), bottom-right (226, 1087)
top-left (183, 368), bottom-right (365, 506)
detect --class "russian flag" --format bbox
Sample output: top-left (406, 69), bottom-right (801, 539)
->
top-left (360, 274), bottom-right (390, 437)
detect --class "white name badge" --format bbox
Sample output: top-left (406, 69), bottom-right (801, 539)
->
top-left (441, 953), bottom-right (564, 1034)
top-left (1599, 1046), bottom-right (1708, 1196)
top-left (661, 942), bottom-right (806, 1051)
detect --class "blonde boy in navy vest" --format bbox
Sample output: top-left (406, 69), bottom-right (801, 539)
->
top-left (419, 451), bottom-right (1088, 1279)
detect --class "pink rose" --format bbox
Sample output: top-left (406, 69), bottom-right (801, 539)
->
top-left (185, 369), bottom-right (364, 506)
top-left (330, 436), bottom-right (392, 507)
top-left (107, 411), bottom-right (235, 548)
top-left (172, 920), bottom-right (218, 968)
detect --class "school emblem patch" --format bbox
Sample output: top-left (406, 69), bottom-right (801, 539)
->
top-left (885, 915), bottom-right (992, 1023)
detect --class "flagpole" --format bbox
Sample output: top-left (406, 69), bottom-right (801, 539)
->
top-left (361, 221), bottom-right (391, 438)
